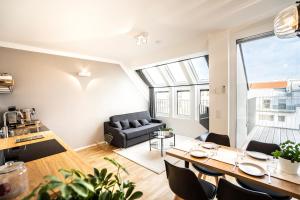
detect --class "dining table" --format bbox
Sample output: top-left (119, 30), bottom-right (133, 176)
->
top-left (166, 141), bottom-right (300, 199)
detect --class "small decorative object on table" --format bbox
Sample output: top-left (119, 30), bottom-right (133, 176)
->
top-left (23, 157), bottom-right (142, 200)
top-left (272, 140), bottom-right (300, 175)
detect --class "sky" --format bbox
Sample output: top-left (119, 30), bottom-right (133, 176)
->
top-left (241, 36), bottom-right (300, 83)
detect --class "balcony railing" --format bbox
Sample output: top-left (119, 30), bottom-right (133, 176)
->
top-left (156, 99), bottom-right (169, 114)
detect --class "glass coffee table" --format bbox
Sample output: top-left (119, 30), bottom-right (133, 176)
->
top-left (149, 131), bottom-right (176, 157)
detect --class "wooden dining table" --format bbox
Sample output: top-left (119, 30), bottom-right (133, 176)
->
top-left (166, 147), bottom-right (300, 199)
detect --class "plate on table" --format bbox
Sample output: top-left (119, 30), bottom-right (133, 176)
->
top-left (202, 142), bottom-right (218, 149)
top-left (239, 162), bottom-right (265, 177)
top-left (247, 151), bottom-right (269, 160)
top-left (190, 150), bottom-right (208, 158)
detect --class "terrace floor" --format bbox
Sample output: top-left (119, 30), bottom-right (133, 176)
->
top-left (249, 126), bottom-right (300, 145)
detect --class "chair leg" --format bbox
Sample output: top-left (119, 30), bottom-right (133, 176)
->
top-left (215, 177), bottom-right (219, 186)
top-left (198, 172), bottom-right (203, 179)
top-left (202, 175), bottom-right (206, 180)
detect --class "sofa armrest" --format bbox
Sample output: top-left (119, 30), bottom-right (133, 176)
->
top-left (151, 118), bottom-right (163, 123)
top-left (104, 122), bottom-right (126, 148)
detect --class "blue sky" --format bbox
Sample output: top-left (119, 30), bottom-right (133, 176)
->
top-left (241, 36), bottom-right (300, 83)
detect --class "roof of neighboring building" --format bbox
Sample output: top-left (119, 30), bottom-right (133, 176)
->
top-left (249, 81), bottom-right (287, 89)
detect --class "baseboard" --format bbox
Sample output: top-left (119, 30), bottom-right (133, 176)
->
top-left (74, 141), bottom-right (106, 152)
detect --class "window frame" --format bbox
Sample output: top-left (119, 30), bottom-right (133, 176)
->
top-left (155, 90), bottom-right (170, 117)
top-left (175, 88), bottom-right (192, 118)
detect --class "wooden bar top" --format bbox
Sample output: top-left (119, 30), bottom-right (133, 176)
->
top-left (0, 130), bottom-right (92, 199)
top-left (167, 148), bottom-right (300, 199)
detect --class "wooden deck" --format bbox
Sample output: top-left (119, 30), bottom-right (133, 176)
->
top-left (249, 126), bottom-right (300, 145)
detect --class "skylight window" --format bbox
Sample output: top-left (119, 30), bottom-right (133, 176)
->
top-left (167, 62), bottom-right (187, 83)
top-left (190, 57), bottom-right (209, 82)
top-left (143, 67), bottom-right (165, 86)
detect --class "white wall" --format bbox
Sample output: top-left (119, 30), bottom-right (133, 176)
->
top-left (0, 47), bottom-right (148, 149)
top-left (208, 30), bottom-right (230, 135)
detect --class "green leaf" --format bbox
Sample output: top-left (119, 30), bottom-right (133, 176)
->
top-left (73, 178), bottom-right (95, 191)
top-left (59, 169), bottom-right (73, 179)
top-left (125, 185), bottom-right (134, 198)
top-left (128, 191), bottom-right (143, 200)
top-left (44, 175), bottom-right (61, 182)
top-left (100, 168), bottom-right (108, 180)
top-left (60, 185), bottom-right (73, 199)
top-left (22, 184), bottom-right (41, 200)
top-left (69, 183), bottom-right (89, 198)
top-left (37, 192), bottom-right (50, 200)
top-left (94, 168), bottom-right (100, 177)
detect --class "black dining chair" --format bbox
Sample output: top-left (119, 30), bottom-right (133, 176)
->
top-left (236, 140), bottom-right (291, 200)
top-left (164, 160), bottom-right (216, 200)
top-left (192, 132), bottom-right (230, 185)
top-left (217, 178), bottom-right (272, 200)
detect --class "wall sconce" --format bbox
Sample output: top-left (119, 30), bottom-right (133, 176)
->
top-left (78, 68), bottom-right (91, 77)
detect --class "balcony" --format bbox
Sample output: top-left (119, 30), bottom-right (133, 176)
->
top-left (247, 96), bottom-right (300, 145)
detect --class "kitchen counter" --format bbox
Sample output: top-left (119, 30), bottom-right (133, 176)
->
top-left (0, 129), bottom-right (92, 199)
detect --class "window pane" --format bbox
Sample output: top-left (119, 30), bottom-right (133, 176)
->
top-left (143, 67), bottom-right (165, 85)
top-left (241, 36), bottom-right (300, 83)
top-left (155, 92), bottom-right (169, 114)
top-left (199, 90), bottom-right (209, 115)
top-left (167, 63), bottom-right (187, 83)
top-left (190, 57), bottom-right (209, 82)
top-left (177, 90), bottom-right (190, 115)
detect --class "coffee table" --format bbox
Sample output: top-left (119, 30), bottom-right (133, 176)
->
top-left (149, 131), bottom-right (175, 157)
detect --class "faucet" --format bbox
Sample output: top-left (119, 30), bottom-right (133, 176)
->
top-left (2, 111), bottom-right (24, 138)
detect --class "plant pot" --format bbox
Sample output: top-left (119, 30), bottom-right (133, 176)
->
top-left (278, 157), bottom-right (300, 175)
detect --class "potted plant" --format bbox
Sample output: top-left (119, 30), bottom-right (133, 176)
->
top-left (23, 157), bottom-right (143, 200)
top-left (160, 127), bottom-right (173, 134)
top-left (272, 140), bottom-right (300, 175)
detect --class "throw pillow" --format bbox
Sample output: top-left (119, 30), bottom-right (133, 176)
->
top-left (111, 121), bottom-right (122, 129)
top-left (139, 119), bottom-right (150, 126)
top-left (130, 120), bottom-right (142, 128)
top-left (120, 119), bottom-right (130, 130)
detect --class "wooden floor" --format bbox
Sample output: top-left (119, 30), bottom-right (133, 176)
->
top-left (250, 126), bottom-right (300, 145)
top-left (77, 144), bottom-right (222, 200)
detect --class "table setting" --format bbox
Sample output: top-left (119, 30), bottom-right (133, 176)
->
top-left (175, 139), bottom-right (300, 185)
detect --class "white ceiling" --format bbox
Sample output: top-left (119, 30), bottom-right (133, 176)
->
top-left (0, 0), bottom-right (295, 65)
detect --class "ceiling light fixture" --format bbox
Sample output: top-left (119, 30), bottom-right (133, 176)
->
top-left (274, 1), bottom-right (300, 39)
top-left (135, 32), bottom-right (148, 46)
top-left (78, 68), bottom-right (91, 77)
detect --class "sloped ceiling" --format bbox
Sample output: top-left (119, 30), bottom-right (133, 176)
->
top-left (0, 0), bottom-right (295, 66)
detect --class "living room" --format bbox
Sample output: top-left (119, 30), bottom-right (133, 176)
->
top-left (0, 1), bottom-right (300, 200)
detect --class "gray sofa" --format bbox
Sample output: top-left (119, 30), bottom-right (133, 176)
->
top-left (104, 111), bottom-right (166, 148)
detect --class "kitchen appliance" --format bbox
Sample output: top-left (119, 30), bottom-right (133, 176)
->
top-left (0, 161), bottom-right (28, 199)
top-left (21, 108), bottom-right (36, 124)
top-left (0, 139), bottom-right (66, 165)
top-left (5, 107), bottom-right (23, 128)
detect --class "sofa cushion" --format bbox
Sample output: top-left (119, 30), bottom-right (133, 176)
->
top-left (120, 119), bottom-right (130, 130)
top-left (110, 111), bottom-right (152, 123)
top-left (111, 121), bottom-right (122, 129)
top-left (139, 119), bottom-right (150, 126)
top-left (130, 120), bottom-right (142, 128)
top-left (122, 123), bottom-right (165, 140)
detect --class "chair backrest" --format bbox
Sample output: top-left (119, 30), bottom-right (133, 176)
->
top-left (206, 132), bottom-right (230, 147)
top-left (246, 140), bottom-right (280, 156)
top-left (164, 160), bottom-right (209, 200)
top-left (217, 178), bottom-right (272, 200)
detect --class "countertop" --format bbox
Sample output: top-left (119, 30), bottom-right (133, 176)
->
top-left (0, 128), bottom-right (92, 199)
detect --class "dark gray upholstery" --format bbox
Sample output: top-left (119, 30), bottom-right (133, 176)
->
top-left (104, 111), bottom-right (166, 148)
top-left (110, 111), bottom-right (152, 122)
